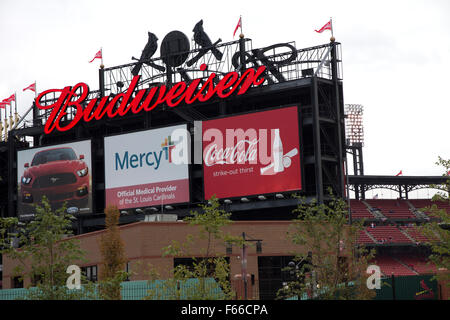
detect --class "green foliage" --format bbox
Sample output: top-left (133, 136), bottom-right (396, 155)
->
top-left (0, 196), bottom-right (96, 300)
top-left (277, 191), bottom-right (376, 300)
top-left (98, 205), bottom-right (128, 300)
top-left (419, 157), bottom-right (450, 288)
top-left (145, 195), bottom-right (239, 300)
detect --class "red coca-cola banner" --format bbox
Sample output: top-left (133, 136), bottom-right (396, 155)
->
top-left (202, 106), bottom-right (301, 199)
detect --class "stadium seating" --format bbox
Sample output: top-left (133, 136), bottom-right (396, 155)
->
top-left (357, 230), bottom-right (376, 244)
top-left (399, 225), bottom-right (439, 243)
top-left (395, 253), bottom-right (437, 275)
top-left (408, 199), bottom-right (450, 216)
top-left (372, 255), bottom-right (417, 276)
top-left (365, 225), bottom-right (413, 244)
top-left (366, 199), bottom-right (416, 219)
top-left (349, 200), bottom-right (375, 219)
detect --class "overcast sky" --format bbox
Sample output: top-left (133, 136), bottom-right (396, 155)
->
top-left (1, 0), bottom-right (449, 185)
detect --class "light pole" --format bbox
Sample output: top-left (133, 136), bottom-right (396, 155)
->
top-left (240, 232), bottom-right (263, 300)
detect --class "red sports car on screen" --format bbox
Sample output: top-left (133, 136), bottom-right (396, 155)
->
top-left (20, 147), bottom-right (89, 212)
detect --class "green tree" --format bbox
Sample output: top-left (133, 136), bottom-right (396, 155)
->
top-left (419, 157), bottom-right (450, 288)
top-left (98, 205), bottom-right (128, 300)
top-left (0, 196), bottom-right (94, 300)
top-left (146, 195), bottom-right (240, 300)
top-left (277, 192), bottom-right (376, 300)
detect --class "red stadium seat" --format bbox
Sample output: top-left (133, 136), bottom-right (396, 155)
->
top-left (372, 255), bottom-right (417, 276)
top-left (366, 199), bottom-right (416, 219)
top-left (349, 200), bottom-right (376, 219)
top-left (366, 225), bottom-right (413, 244)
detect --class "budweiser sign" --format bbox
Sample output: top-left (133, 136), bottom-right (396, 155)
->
top-left (36, 64), bottom-right (266, 134)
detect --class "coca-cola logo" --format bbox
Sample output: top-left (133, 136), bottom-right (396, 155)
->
top-left (204, 138), bottom-right (259, 166)
top-left (202, 127), bottom-right (298, 176)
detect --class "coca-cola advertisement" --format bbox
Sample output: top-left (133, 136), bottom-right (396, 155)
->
top-left (202, 106), bottom-right (302, 199)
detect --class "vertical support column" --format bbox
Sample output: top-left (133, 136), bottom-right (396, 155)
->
top-left (32, 101), bottom-right (40, 146)
top-left (330, 40), bottom-right (345, 198)
top-left (357, 145), bottom-right (364, 175)
top-left (99, 66), bottom-right (105, 98)
top-left (7, 131), bottom-right (15, 218)
top-left (352, 148), bottom-right (360, 200)
top-left (312, 77), bottom-right (323, 203)
top-left (239, 35), bottom-right (246, 74)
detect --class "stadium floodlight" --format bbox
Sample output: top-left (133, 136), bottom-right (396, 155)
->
top-left (344, 104), bottom-right (364, 147)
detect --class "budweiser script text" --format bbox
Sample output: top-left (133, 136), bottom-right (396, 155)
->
top-left (36, 64), bottom-right (266, 134)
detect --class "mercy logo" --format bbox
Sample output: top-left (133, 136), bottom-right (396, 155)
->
top-left (114, 133), bottom-right (186, 171)
top-left (161, 135), bottom-right (176, 163)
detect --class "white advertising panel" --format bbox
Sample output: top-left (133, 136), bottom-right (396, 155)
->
top-left (104, 124), bottom-right (190, 209)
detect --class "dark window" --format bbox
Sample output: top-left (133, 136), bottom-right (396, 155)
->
top-left (125, 262), bottom-right (131, 281)
top-left (82, 265), bottom-right (98, 282)
top-left (12, 276), bottom-right (23, 289)
top-left (31, 273), bottom-right (42, 287)
top-left (257, 256), bottom-right (294, 300)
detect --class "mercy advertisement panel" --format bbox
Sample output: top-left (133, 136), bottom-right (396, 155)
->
top-left (104, 124), bottom-right (190, 210)
top-left (202, 106), bottom-right (302, 199)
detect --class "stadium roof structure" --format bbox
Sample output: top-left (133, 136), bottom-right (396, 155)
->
top-left (348, 175), bottom-right (449, 200)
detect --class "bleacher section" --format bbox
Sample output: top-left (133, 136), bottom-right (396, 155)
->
top-left (408, 199), bottom-right (450, 217)
top-left (349, 200), bottom-right (375, 219)
top-left (395, 254), bottom-right (437, 275)
top-left (400, 226), bottom-right (437, 243)
top-left (365, 225), bottom-right (413, 244)
top-left (357, 230), bottom-right (376, 244)
top-left (372, 255), bottom-right (417, 276)
top-left (366, 199), bottom-right (416, 219)
top-left (351, 199), bottom-right (448, 246)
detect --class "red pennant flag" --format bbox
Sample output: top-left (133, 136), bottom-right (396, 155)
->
top-left (2, 94), bottom-right (15, 104)
top-left (23, 82), bottom-right (36, 92)
top-left (0, 102), bottom-right (7, 109)
top-left (315, 20), bottom-right (332, 33)
top-left (233, 17), bottom-right (242, 38)
top-left (395, 170), bottom-right (403, 176)
top-left (89, 49), bottom-right (102, 63)
top-left (6, 94), bottom-right (15, 102)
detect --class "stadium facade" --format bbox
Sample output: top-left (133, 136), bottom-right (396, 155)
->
top-left (0, 22), bottom-right (448, 299)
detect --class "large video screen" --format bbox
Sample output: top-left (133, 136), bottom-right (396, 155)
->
top-left (104, 124), bottom-right (190, 210)
top-left (17, 140), bottom-right (93, 218)
top-left (202, 106), bottom-right (302, 199)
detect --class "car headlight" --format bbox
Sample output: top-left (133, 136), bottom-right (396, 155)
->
top-left (21, 176), bottom-right (32, 184)
top-left (77, 167), bottom-right (88, 177)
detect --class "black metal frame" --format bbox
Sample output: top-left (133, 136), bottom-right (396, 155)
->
top-left (349, 175), bottom-right (449, 200)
